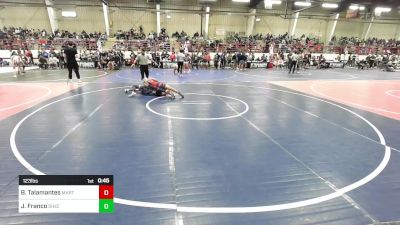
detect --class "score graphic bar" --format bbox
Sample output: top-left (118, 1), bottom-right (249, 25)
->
top-left (19, 175), bottom-right (114, 213)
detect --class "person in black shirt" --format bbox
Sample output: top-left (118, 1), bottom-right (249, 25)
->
top-left (59, 50), bottom-right (65, 69)
top-left (214, 53), bottom-right (220, 69)
top-left (64, 42), bottom-right (81, 83)
top-left (220, 52), bottom-right (226, 69)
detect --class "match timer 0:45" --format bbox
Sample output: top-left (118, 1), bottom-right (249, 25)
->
top-left (19, 175), bottom-right (114, 213)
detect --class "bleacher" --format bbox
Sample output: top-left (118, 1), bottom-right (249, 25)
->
top-left (113, 40), bottom-right (171, 52)
top-left (1, 26), bottom-right (399, 56)
top-left (0, 38), bottom-right (35, 50)
top-left (46, 38), bottom-right (100, 50)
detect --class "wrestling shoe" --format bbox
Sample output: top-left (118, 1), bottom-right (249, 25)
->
top-left (128, 92), bottom-right (136, 97)
top-left (168, 93), bottom-right (176, 100)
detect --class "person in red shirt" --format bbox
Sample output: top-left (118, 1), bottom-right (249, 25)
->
top-left (143, 77), bottom-right (184, 98)
top-left (25, 49), bottom-right (33, 65)
top-left (170, 52), bottom-right (176, 62)
top-left (203, 52), bottom-right (211, 68)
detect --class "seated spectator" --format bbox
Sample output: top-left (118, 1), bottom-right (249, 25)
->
top-left (357, 60), bottom-right (368, 70)
top-left (38, 56), bottom-right (48, 69)
top-left (277, 58), bottom-right (284, 69)
top-left (191, 53), bottom-right (199, 69)
top-left (48, 55), bottom-right (59, 69)
top-left (385, 61), bottom-right (395, 72)
top-left (161, 51), bottom-right (169, 60)
top-left (318, 57), bottom-right (330, 69)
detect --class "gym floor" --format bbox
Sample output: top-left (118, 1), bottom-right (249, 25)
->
top-left (0, 67), bottom-right (400, 225)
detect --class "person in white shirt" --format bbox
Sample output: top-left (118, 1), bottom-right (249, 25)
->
top-left (11, 51), bottom-right (24, 77)
top-left (289, 51), bottom-right (299, 74)
top-left (49, 56), bottom-right (59, 69)
top-left (176, 49), bottom-right (185, 74)
top-left (135, 49), bottom-right (152, 79)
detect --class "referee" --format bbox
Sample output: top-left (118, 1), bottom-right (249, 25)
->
top-left (176, 50), bottom-right (185, 74)
top-left (289, 51), bottom-right (299, 74)
top-left (136, 49), bottom-right (151, 80)
top-left (64, 42), bottom-right (81, 83)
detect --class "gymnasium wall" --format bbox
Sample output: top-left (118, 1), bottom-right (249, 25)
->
top-left (156, 2), bottom-right (203, 36)
top-left (0, 6), bottom-right (51, 30)
top-left (334, 21), bottom-right (364, 38)
top-left (253, 15), bottom-right (289, 35)
top-left (56, 6), bottom-right (104, 33)
top-left (209, 14), bottom-right (247, 38)
top-left (162, 12), bottom-right (202, 36)
top-left (368, 22), bottom-right (399, 40)
top-left (333, 20), bottom-right (399, 40)
top-left (295, 18), bottom-right (328, 41)
top-left (0, 4), bottom-right (399, 42)
top-left (109, 9), bottom-right (156, 34)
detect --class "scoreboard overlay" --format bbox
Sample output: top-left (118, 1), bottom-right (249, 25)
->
top-left (19, 175), bottom-right (114, 213)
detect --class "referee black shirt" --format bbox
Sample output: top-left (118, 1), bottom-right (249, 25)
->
top-left (64, 47), bottom-right (78, 66)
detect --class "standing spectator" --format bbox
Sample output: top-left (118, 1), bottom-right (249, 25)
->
top-left (238, 52), bottom-right (247, 70)
top-left (59, 50), bottom-right (65, 69)
top-left (64, 42), bottom-right (81, 83)
top-left (100, 52), bottom-right (108, 70)
top-left (232, 52), bottom-right (238, 70)
top-left (129, 52), bottom-right (136, 67)
top-left (214, 53), bottom-right (220, 69)
top-left (220, 52), bottom-right (226, 69)
top-left (25, 49), bottom-right (33, 65)
top-left (11, 51), bottom-right (23, 77)
top-left (227, 53), bottom-right (232, 68)
top-left (18, 50), bottom-right (27, 74)
top-left (93, 51), bottom-right (99, 69)
top-left (191, 53), bottom-right (199, 70)
top-left (204, 52), bottom-right (211, 68)
top-left (183, 53), bottom-right (191, 73)
top-left (170, 52), bottom-right (176, 62)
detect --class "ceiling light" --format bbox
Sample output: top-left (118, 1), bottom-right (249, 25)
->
top-left (322, 3), bottom-right (338, 9)
top-left (349, 5), bottom-right (359, 10)
top-left (265, 0), bottom-right (281, 9)
top-left (375, 7), bottom-right (391, 13)
top-left (265, 0), bottom-right (282, 4)
top-left (255, 18), bottom-right (261, 22)
top-left (294, 1), bottom-right (311, 7)
top-left (61, 11), bottom-right (76, 18)
top-left (166, 15), bottom-right (171, 19)
top-left (232, 0), bottom-right (250, 2)
top-left (350, 5), bottom-right (365, 11)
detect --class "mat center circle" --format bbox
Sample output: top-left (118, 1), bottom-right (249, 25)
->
top-left (146, 93), bottom-right (249, 120)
